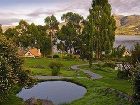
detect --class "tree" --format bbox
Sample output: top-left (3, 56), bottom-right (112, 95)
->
top-left (45, 15), bottom-right (59, 58)
top-left (61, 12), bottom-right (83, 26)
top-left (16, 20), bottom-right (30, 47)
top-left (0, 24), bottom-right (3, 34)
top-left (28, 23), bottom-right (41, 48)
top-left (130, 43), bottom-right (140, 105)
top-left (59, 12), bottom-right (84, 54)
top-left (81, 20), bottom-right (93, 64)
top-left (58, 22), bottom-right (77, 54)
top-left (87, 0), bottom-right (116, 60)
top-left (4, 28), bottom-right (16, 39)
top-left (0, 35), bottom-right (32, 102)
top-left (37, 25), bottom-right (51, 56)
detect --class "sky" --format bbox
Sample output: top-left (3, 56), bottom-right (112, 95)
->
top-left (0, 0), bottom-right (140, 25)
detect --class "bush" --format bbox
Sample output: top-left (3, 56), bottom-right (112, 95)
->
top-left (30, 65), bottom-right (45, 69)
top-left (53, 55), bottom-right (59, 58)
top-left (92, 63), bottom-right (103, 70)
top-left (49, 62), bottom-right (63, 76)
top-left (117, 70), bottom-right (130, 79)
top-left (0, 35), bottom-right (33, 102)
top-left (47, 55), bottom-right (52, 58)
top-left (103, 62), bottom-right (116, 68)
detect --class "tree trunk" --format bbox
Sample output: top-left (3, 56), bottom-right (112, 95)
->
top-left (50, 32), bottom-right (53, 59)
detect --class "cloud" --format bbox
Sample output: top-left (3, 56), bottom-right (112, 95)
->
top-left (0, 18), bottom-right (20, 25)
top-left (0, 0), bottom-right (140, 25)
top-left (109, 0), bottom-right (140, 15)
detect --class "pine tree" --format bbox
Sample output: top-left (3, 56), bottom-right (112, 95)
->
top-left (88, 0), bottom-right (116, 61)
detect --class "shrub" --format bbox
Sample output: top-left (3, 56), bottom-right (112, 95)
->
top-left (132, 65), bottom-right (140, 105)
top-left (117, 70), bottom-right (130, 79)
top-left (30, 65), bottom-right (45, 69)
top-left (47, 55), bottom-right (52, 58)
top-left (49, 62), bottom-right (63, 76)
top-left (103, 62), bottom-right (116, 68)
top-left (53, 55), bottom-right (59, 58)
top-left (0, 35), bottom-right (33, 102)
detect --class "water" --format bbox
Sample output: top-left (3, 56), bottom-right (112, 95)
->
top-left (114, 35), bottom-right (140, 50)
top-left (17, 81), bottom-right (87, 105)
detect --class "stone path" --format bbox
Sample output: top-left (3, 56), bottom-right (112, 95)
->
top-left (32, 76), bottom-right (85, 80)
top-left (71, 64), bottom-right (102, 79)
top-left (32, 63), bottom-right (102, 80)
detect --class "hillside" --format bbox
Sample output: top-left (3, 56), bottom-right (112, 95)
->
top-left (2, 15), bottom-right (140, 35)
top-left (114, 15), bottom-right (140, 35)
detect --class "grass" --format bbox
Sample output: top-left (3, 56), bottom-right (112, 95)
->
top-left (23, 58), bottom-right (86, 77)
top-left (0, 86), bottom-right (25, 105)
top-left (68, 78), bottom-right (130, 105)
top-left (80, 65), bottom-right (132, 95)
top-left (2, 58), bottom-right (132, 105)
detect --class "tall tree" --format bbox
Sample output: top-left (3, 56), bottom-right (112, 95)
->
top-left (87, 0), bottom-right (116, 61)
top-left (37, 25), bottom-right (51, 56)
top-left (45, 15), bottom-right (59, 57)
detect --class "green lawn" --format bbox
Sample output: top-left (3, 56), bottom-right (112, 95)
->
top-left (80, 65), bottom-right (132, 95)
top-left (1, 58), bottom-right (132, 105)
top-left (23, 58), bottom-right (86, 77)
top-left (65, 78), bottom-right (130, 105)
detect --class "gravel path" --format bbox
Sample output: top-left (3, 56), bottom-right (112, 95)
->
top-left (71, 63), bottom-right (102, 79)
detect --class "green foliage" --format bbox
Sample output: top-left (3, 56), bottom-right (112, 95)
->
top-left (130, 43), bottom-right (140, 66)
top-left (45, 15), bottom-right (59, 30)
top-left (0, 35), bottom-right (32, 102)
top-left (86, 0), bottom-right (116, 60)
top-left (111, 45), bottom-right (126, 58)
top-left (45, 15), bottom-right (59, 57)
top-left (130, 44), bottom-right (140, 104)
top-left (61, 12), bottom-right (83, 25)
top-left (103, 62), bottom-right (116, 68)
top-left (117, 70), bottom-right (130, 80)
top-left (58, 22), bottom-right (77, 53)
top-left (53, 55), bottom-right (59, 58)
top-left (0, 24), bottom-right (3, 34)
top-left (58, 12), bottom-right (83, 54)
top-left (132, 66), bottom-right (140, 105)
top-left (49, 62), bottom-right (63, 76)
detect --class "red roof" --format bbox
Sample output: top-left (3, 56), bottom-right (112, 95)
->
top-left (29, 48), bottom-right (41, 57)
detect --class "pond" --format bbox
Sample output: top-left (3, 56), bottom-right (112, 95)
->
top-left (17, 81), bottom-right (87, 105)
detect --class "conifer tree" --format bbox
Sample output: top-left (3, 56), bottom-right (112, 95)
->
top-left (87, 0), bottom-right (116, 62)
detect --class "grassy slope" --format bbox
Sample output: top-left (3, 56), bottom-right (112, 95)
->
top-left (2, 58), bottom-right (132, 105)
top-left (63, 78), bottom-right (130, 105)
top-left (80, 65), bottom-right (132, 95)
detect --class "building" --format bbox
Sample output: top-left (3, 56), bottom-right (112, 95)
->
top-left (123, 50), bottom-right (131, 57)
top-left (18, 48), bottom-right (41, 58)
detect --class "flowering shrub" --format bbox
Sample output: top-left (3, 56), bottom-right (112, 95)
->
top-left (0, 35), bottom-right (33, 102)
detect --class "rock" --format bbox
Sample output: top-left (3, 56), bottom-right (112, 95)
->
top-left (25, 97), bottom-right (38, 105)
top-left (25, 98), bottom-right (54, 105)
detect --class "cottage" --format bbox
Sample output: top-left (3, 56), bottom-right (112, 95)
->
top-left (18, 48), bottom-right (41, 58)
top-left (123, 50), bottom-right (131, 57)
